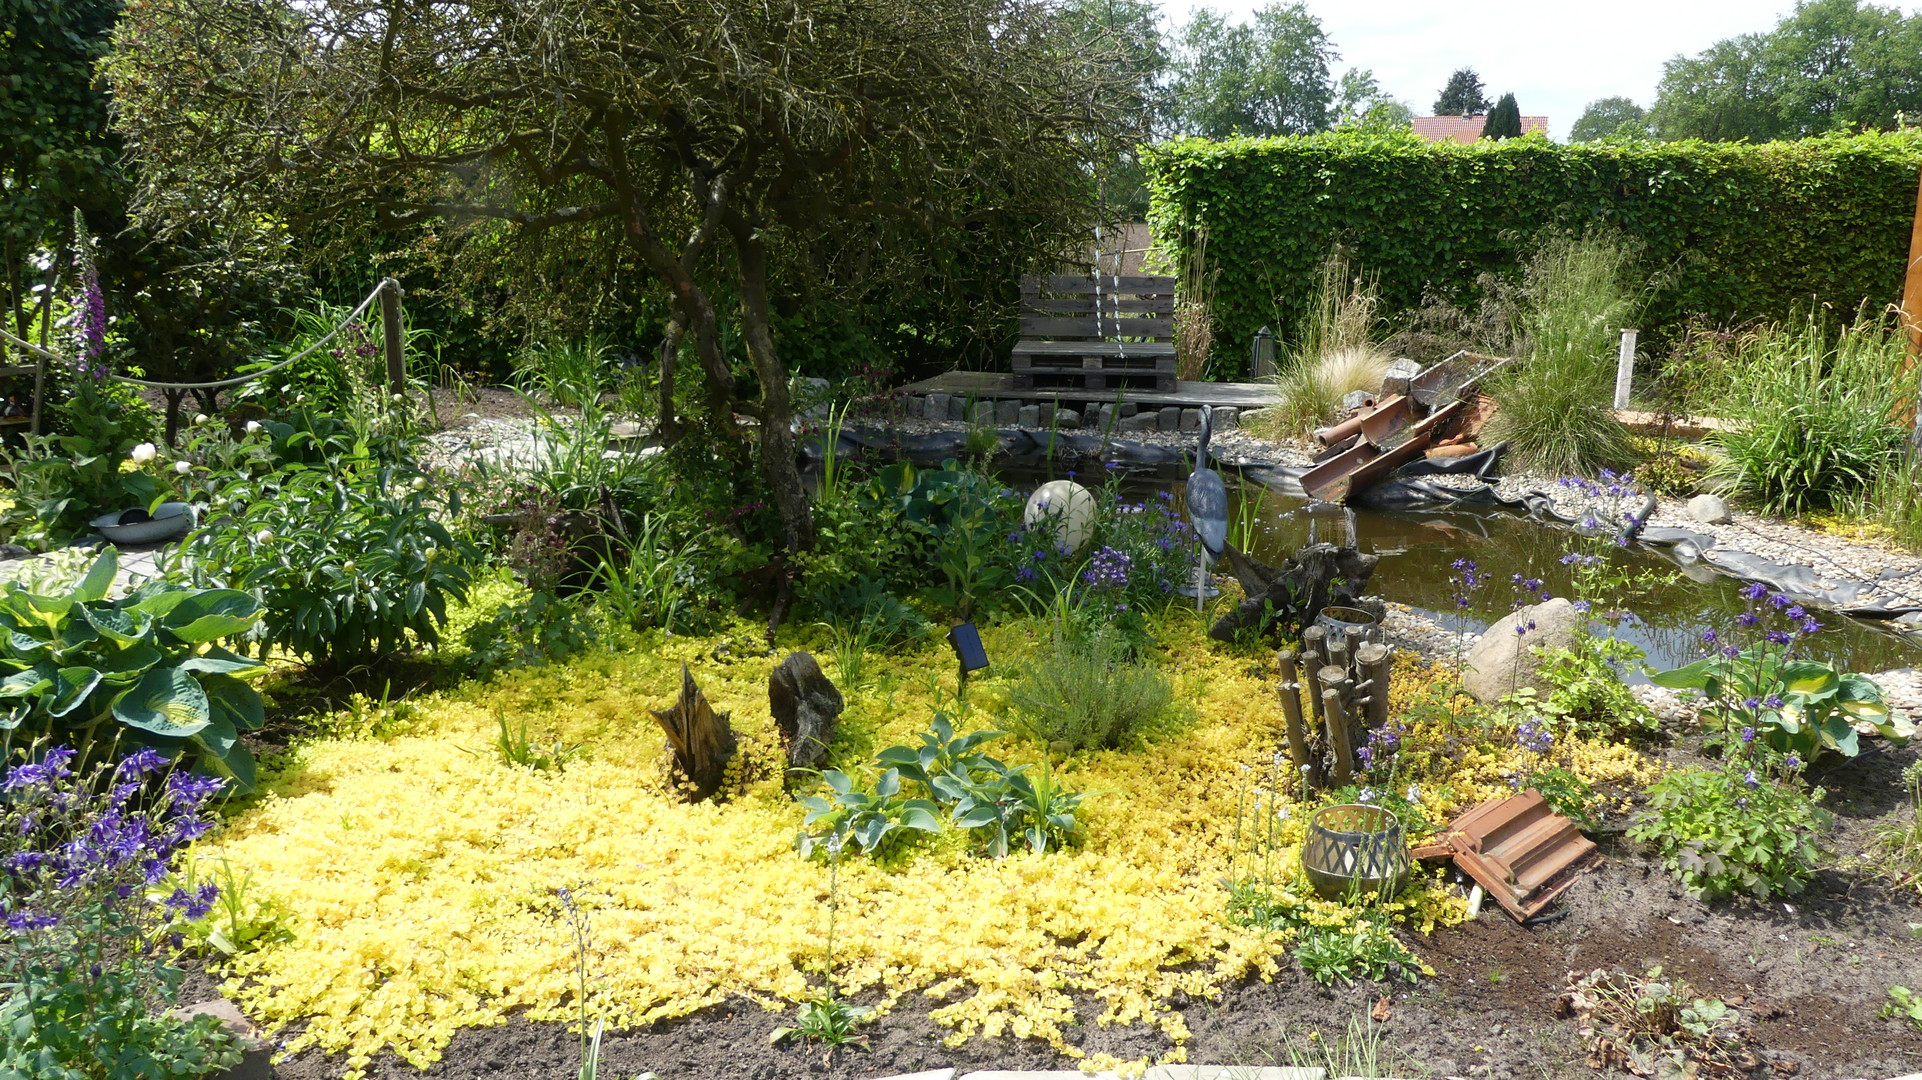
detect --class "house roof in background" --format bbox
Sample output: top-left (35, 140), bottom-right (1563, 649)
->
top-left (1411, 114), bottom-right (1551, 144)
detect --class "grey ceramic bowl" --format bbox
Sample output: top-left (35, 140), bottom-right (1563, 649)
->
top-left (90, 502), bottom-right (197, 545)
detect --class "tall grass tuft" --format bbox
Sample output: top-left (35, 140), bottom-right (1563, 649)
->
top-left (1248, 251), bottom-right (1391, 440)
top-left (518, 336), bottom-right (615, 409)
top-left (1709, 309), bottom-right (1913, 517)
top-left (1481, 233), bottom-right (1641, 475)
top-left (1173, 225), bottom-right (1216, 381)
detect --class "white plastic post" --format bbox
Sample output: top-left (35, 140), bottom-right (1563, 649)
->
top-left (1613, 328), bottom-right (1638, 411)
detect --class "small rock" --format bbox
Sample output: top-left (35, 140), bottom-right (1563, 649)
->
top-left (1463, 597), bottom-right (1586, 705)
top-left (1017, 404), bottom-right (1041, 427)
top-left (1158, 406), bottom-right (1180, 431)
top-left (1688, 493), bottom-right (1732, 524)
top-left (1120, 412), bottom-right (1159, 433)
top-left (1119, 402), bottom-right (1139, 418)
top-left (946, 396), bottom-right (967, 421)
top-left (1055, 408), bottom-right (1081, 429)
top-left (995, 400), bottom-right (1020, 426)
top-left (1342, 388), bottom-right (1376, 412)
top-left (1215, 407), bottom-right (1240, 430)
top-left (1180, 407), bottom-right (1202, 432)
top-left (969, 402), bottom-right (995, 426)
top-left (924, 393), bottom-right (950, 420)
top-left (166, 1000), bottom-right (271, 1080)
top-left (1381, 357), bottom-right (1424, 397)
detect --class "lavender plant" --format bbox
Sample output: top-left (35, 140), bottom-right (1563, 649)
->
top-left (0, 746), bottom-right (243, 1077)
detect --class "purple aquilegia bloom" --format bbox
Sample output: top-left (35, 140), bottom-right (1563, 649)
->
top-left (1741, 582), bottom-right (1769, 602)
top-left (1082, 546), bottom-right (1132, 590)
top-left (1743, 770), bottom-right (1760, 789)
top-left (1765, 695), bottom-right (1784, 709)
top-left (4, 748), bottom-right (77, 792)
top-left (1516, 719), bottom-right (1554, 755)
top-left (1740, 726), bottom-right (1756, 744)
top-left (1784, 754), bottom-right (1801, 770)
top-left (1572, 599), bottom-right (1591, 614)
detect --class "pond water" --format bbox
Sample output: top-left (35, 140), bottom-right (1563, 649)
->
top-left (987, 456), bottom-right (1922, 675)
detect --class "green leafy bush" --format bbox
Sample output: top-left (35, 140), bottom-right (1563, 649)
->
top-left (1294, 919), bottom-right (1422, 986)
top-left (1, 379), bottom-right (169, 550)
top-left (803, 712), bottom-right (1090, 860)
top-left (0, 549), bottom-right (267, 788)
top-left (1145, 130), bottom-right (1922, 368)
top-left (1628, 767), bottom-right (1827, 900)
top-left (460, 590), bottom-right (598, 677)
top-left (1007, 622), bottom-right (1177, 753)
top-left (1530, 634), bottom-right (1657, 740)
top-left (192, 465), bottom-right (478, 671)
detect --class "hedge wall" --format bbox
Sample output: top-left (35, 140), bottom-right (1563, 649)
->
top-left (1143, 130), bottom-right (1922, 377)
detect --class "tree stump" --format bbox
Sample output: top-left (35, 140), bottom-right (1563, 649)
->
top-left (649, 664), bottom-right (737, 802)
top-left (768, 651), bottom-right (843, 771)
top-left (1208, 542), bottom-right (1379, 643)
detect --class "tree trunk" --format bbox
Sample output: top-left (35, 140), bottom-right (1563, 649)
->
top-left (656, 314), bottom-right (685, 444)
top-left (649, 663), bottom-right (738, 802)
top-left (730, 228), bottom-right (816, 555)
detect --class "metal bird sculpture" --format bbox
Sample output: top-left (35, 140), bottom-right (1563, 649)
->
top-left (1185, 405), bottom-right (1228, 610)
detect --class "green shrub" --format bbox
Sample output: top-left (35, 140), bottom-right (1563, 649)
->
top-left (1708, 312), bottom-right (1913, 516)
top-left (193, 465), bottom-right (479, 671)
top-left (460, 590), bottom-right (598, 676)
top-left (0, 379), bottom-right (169, 550)
top-left (1145, 130), bottom-right (1922, 370)
top-left (1480, 234), bottom-right (1640, 474)
top-left (1628, 767), bottom-right (1827, 900)
top-left (1007, 623), bottom-right (1177, 753)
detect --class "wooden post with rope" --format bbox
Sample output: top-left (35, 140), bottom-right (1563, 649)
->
top-left (380, 279), bottom-right (406, 399)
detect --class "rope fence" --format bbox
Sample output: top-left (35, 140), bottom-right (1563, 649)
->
top-left (0, 278), bottom-right (406, 433)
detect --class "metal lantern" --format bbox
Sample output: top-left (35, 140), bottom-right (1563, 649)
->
top-left (1301, 804), bottom-right (1409, 900)
top-left (1251, 326), bottom-right (1277, 379)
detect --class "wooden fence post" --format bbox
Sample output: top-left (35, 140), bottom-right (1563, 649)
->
top-left (380, 279), bottom-right (405, 399)
top-left (1613, 328), bottom-right (1638, 411)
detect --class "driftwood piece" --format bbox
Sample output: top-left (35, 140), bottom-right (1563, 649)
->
top-left (1210, 542), bottom-right (1378, 643)
top-left (649, 664), bottom-right (738, 802)
top-left (769, 651), bottom-right (844, 770)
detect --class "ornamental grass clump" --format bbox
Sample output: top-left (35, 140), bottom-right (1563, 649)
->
top-left (1481, 234), bottom-right (1642, 475)
top-left (0, 746), bottom-right (243, 1078)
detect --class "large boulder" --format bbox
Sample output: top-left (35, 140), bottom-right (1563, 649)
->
top-left (769, 652), bottom-right (844, 770)
top-left (1463, 597), bottom-right (1584, 705)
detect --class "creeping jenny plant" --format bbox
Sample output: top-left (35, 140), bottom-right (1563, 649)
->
top-left (204, 615), bottom-right (1652, 1077)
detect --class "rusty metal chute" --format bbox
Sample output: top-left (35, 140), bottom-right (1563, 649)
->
top-left (1299, 351), bottom-right (1511, 504)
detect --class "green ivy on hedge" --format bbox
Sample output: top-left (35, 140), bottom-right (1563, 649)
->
top-left (1144, 130), bottom-right (1922, 377)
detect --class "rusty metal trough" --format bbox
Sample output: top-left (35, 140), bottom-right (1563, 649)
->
top-left (1299, 351), bottom-right (1510, 504)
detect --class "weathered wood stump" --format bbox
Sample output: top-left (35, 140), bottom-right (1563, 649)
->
top-left (768, 651), bottom-right (843, 771)
top-left (649, 664), bottom-right (738, 802)
top-left (1208, 542), bottom-right (1379, 643)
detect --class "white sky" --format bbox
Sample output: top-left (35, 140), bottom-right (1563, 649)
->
top-left (1156, 0), bottom-right (1922, 140)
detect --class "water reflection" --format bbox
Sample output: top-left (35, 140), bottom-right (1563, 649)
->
top-left (989, 455), bottom-right (1922, 674)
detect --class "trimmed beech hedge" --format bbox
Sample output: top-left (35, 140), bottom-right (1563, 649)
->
top-left (1144, 130), bottom-right (1922, 376)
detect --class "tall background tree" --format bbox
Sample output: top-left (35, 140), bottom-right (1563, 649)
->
top-left (1571, 97), bottom-right (1653, 141)
top-left (1650, 0), bottom-right (1922, 141)
top-left (1480, 93), bottom-right (1524, 139)
top-left (110, 0), bottom-right (1141, 567)
top-left (0, 0), bottom-right (120, 354)
top-left (1168, 3), bottom-right (1336, 137)
top-left (1432, 68), bottom-right (1491, 116)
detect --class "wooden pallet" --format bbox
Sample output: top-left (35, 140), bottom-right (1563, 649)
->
top-left (1012, 274), bottom-right (1178, 392)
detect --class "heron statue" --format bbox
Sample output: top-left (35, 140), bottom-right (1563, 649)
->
top-left (1185, 404), bottom-right (1227, 612)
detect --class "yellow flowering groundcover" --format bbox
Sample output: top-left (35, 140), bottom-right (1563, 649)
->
top-left (204, 614), bottom-right (1651, 1076)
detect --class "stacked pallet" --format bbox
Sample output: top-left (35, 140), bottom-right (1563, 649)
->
top-left (1011, 274), bottom-right (1177, 392)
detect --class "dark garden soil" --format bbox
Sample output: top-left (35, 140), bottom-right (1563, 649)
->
top-left (255, 737), bottom-right (1922, 1080)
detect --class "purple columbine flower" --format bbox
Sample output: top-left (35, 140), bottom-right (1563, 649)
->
top-left (1722, 645), bottom-right (1741, 659)
top-left (1702, 629), bottom-right (1719, 645)
top-left (114, 748), bottom-right (168, 778)
top-left (1769, 593), bottom-right (1793, 609)
top-left (1572, 599), bottom-right (1591, 614)
top-left (1740, 726), bottom-right (1756, 743)
top-left (1743, 770), bottom-right (1760, 789)
top-left (1742, 582), bottom-right (1769, 601)
top-left (1765, 630), bottom-right (1793, 646)
top-left (1799, 617), bottom-right (1821, 635)
top-left (1736, 612), bottom-right (1759, 628)
top-left (1784, 754), bottom-right (1801, 770)
top-left (1743, 697), bottom-right (1761, 710)
top-left (1765, 695), bottom-right (1784, 709)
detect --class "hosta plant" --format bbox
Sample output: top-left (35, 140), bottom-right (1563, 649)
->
top-left (0, 549), bottom-right (267, 788)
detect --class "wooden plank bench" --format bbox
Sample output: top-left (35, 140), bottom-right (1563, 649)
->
top-left (1012, 274), bottom-right (1177, 392)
